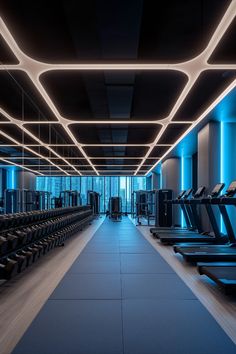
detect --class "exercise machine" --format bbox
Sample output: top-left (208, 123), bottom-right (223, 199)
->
top-left (198, 262), bottom-right (236, 294)
top-left (109, 197), bottom-right (122, 221)
top-left (150, 189), bottom-right (193, 236)
top-left (158, 185), bottom-right (229, 244)
top-left (156, 187), bottom-right (206, 240)
top-left (174, 181), bottom-right (236, 262)
top-left (87, 191), bottom-right (100, 216)
top-left (135, 190), bottom-right (156, 225)
top-left (59, 190), bottom-right (81, 208)
top-left (51, 196), bottom-right (62, 209)
top-left (35, 191), bottom-right (51, 210)
top-left (155, 189), bottom-right (173, 228)
top-left (4, 189), bottom-right (51, 213)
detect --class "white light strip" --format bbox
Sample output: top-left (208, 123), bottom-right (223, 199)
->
top-left (97, 170), bottom-right (135, 172)
top-left (95, 164), bottom-right (141, 167)
top-left (0, 157), bottom-right (43, 175)
top-left (80, 144), bottom-right (151, 147)
top-left (0, 0), bottom-right (235, 176)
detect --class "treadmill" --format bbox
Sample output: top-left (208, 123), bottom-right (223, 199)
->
top-left (197, 262), bottom-right (236, 294)
top-left (150, 189), bottom-right (193, 236)
top-left (155, 187), bottom-right (204, 237)
top-left (174, 181), bottom-right (236, 263)
top-left (159, 184), bottom-right (228, 245)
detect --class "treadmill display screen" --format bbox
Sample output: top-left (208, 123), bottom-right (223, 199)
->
top-left (194, 186), bottom-right (205, 198)
top-left (177, 190), bottom-right (186, 199)
top-left (211, 183), bottom-right (225, 197)
top-left (226, 181), bottom-right (236, 195)
top-left (184, 189), bottom-right (192, 198)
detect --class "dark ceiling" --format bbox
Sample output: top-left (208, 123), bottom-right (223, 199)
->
top-left (0, 0), bottom-right (235, 176)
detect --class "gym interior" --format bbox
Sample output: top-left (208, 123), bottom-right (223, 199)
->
top-left (0, 2), bottom-right (236, 354)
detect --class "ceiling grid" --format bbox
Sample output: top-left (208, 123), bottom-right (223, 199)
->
top-left (0, 1), bottom-right (235, 176)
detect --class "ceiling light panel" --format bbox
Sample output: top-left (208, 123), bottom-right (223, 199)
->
top-left (68, 123), bottom-right (162, 145)
top-left (96, 165), bottom-right (136, 171)
top-left (23, 123), bottom-right (74, 144)
top-left (0, 1), bottom-right (231, 62)
top-left (83, 146), bottom-right (149, 158)
top-left (172, 70), bottom-right (236, 121)
top-left (157, 123), bottom-right (192, 145)
top-left (208, 17), bottom-right (236, 64)
top-left (0, 71), bottom-right (57, 121)
top-left (91, 159), bottom-right (141, 165)
top-left (0, 33), bottom-right (19, 64)
top-left (40, 70), bottom-right (187, 121)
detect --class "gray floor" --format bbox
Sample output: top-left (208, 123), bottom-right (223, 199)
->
top-left (12, 217), bottom-right (236, 354)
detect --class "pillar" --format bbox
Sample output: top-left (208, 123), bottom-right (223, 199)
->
top-left (220, 122), bottom-right (236, 231)
top-left (198, 122), bottom-right (221, 230)
top-left (162, 158), bottom-right (181, 226)
top-left (16, 171), bottom-right (36, 190)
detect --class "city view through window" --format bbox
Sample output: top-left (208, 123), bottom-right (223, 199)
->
top-left (36, 176), bottom-right (146, 213)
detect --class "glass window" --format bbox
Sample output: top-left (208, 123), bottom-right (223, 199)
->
top-left (110, 176), bottom-right (119, 197)
top-left (119, 177), bottom-right (126, 213)
top-left (93, 177), bottom-right (104, 212)
top-left (80, 177), bottom-right (88, 205)
top-left (126, 177), bottom-right (132, 213)
top-left (36, 176), bottom-right (147, 213)
top-left (71, 177), bottom-right (80, 191)
top-left (104, 177), bottom-right (111, 212)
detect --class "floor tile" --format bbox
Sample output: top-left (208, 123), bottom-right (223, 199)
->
top-left (122, 273), bottom-right (196, 299)
top-left (123, 299), bottom-right (236, 354)
top-left (13, 300), bottom-right (123, 354)
top-left (121, 253), bottom-right (174, 273)
top-left (51, 273), bottom-right (121, 299)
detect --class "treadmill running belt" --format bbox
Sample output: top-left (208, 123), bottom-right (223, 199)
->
top-left (199, 266), bottom-right (236, 293)
top-left (12, 217), bottom-right (236, 354)
top-left (201, 266), bottom-right (236, 280)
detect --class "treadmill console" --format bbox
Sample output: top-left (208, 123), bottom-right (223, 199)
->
top-left (183, 188), bottom-right (192, 199)
top-left (177, 190), bottom-right (186, 199)
top-left (225, 181), bottom-right (236, 197)
top-left (193, 186), bottom-right (205, 198)
top-left (210, 183), bottom-right (225, 197)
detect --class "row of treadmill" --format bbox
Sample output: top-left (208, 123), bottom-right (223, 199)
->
top-left (150, 181), bottom-right (236, 294)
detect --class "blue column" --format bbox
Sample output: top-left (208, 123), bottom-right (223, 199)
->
top-left (180, 156), bottom-right (192, 226)
top-left (7, 167), bottom-right (16, 189)
top-left (162, 158), bottom-right (181, 226)
top-left (151, 172), bottom-right (161, 189)
top-left (220, 122), bottom-right (236, 231)
top-left (198, 122), bottom-right (221, 231)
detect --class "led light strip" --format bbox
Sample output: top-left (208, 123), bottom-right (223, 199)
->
top-left (0, 157), bottom-right (43, 175)
top-left (0, 1), bottom-right (235, 176)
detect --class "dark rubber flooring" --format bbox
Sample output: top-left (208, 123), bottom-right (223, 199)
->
top-left (12, 217), bottom-right (236, 354)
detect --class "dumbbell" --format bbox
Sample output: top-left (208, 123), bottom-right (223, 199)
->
top-left (0, 236), bottom-right (8, 256)
top-left (0, 258), bottom-right (18, 280)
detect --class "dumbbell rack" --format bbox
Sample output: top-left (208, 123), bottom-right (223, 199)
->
top-left (0, 206), bottom-right (94, 283)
